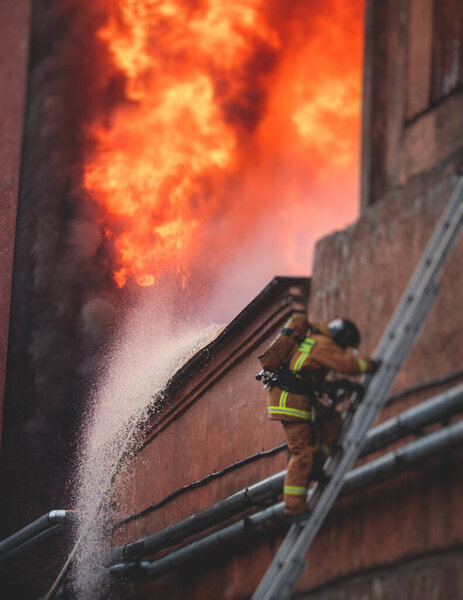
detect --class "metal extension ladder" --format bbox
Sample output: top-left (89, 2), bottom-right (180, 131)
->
top-left (252, 178), bottom-right (463, 600)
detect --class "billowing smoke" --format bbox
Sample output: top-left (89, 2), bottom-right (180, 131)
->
top-left (20, 3), bottom-right (117, 455)
top-left (2, 0), bottom-right (130, 529)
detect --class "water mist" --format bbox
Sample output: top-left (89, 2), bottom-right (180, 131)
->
top-left (72, 289), bottom-right (221, 598)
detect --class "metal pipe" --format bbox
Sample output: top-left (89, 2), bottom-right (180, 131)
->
top-left (114, 442), bottom-right (287, 532)
top-left (360, 383), bottom-right (463, 455)
top-left (109, 384), bottom-right (463, 564)
top-left (0, 524), bottom-right (63, 565)
top-left (0, 510), bottom-right (76, 557)
top-left (111, 418), bottom-right (463, 581)
top-left (114, 377), bottom-right (463, 533)
top-left (341, 415), bottom-right (463, 495)
top-left (109, 470), bottom-right (285, 564)
top-left (387, 369), bottom-right (463, 404)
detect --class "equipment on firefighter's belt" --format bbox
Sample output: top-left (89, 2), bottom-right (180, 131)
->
top-left (256, 367), bottom-right (315, 397)
top-left (258, 312), bottom-right (309, 372)
top-left (255, 369), bottom-right (271, 387)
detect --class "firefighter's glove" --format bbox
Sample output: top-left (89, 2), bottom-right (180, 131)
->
top-left (371, 359), bottom-right (382, 374)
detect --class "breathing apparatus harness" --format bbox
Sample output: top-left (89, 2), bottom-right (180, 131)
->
top-left (256, 367), bottom-right (364, 409)
top-left (257, 320), bottom-right (365, 408)
top-left (256, 367), bottom-right (315, 397)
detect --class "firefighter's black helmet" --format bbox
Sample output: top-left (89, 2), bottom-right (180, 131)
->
top-left (328, 319), bottom-right (361, 349)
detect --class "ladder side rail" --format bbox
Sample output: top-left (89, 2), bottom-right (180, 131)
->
top-left (373, 186), bottom-right (462, 360)
top-left (338, 180), bottom-right (463, 446)
top-left (263, 523), bottom-right (301, 572)
top-left (253, 480), bottom-right (323, 592)
top-left (342, 187), bottom-right (462, 435)
top-left (376, 220), bottom-right (460, 355)
top-left (329, 287), bottom-right (437, 484)
top-left (340, 284), bottom-right (439, 453)
top-left (339, 286), bottom-right (439, 464)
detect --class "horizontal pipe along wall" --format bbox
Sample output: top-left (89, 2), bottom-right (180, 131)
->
top-left (110, 417), bottom-right (463, 581)
top-left (109, 384), bottom-right (463, 565)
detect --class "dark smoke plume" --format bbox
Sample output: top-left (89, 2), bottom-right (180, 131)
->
top-left (1, 0), bottom-right (127, 540)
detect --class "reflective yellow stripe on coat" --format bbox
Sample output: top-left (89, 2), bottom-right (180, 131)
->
top-left (292, 338), bottom-right (316, 373)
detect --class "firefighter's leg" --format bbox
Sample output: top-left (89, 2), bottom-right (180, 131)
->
top-left (281, 421), bottom-right (315, 515)
top-left (312, 409), bottom-right (343, 479)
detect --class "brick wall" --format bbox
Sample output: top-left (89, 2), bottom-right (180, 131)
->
top-left (310, 171), bottom-right (463, 395)
top-left (361, 0), bottom-right (463, 209)
top-left (0, 1), bottom-right (31, 445)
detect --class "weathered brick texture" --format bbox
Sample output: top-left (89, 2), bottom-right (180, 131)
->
top-left (0, 1), bottom-right (31, 444)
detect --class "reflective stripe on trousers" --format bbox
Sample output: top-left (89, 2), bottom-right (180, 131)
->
top-left (267, 389), bottom-right (312, 420)
top-left (284, 485), bottom-right (308, 496)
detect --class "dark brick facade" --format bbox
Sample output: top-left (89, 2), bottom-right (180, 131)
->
top-left (0, 0), bottom-right (31, 445)
top-left (361, 0), bottom-right (463, 209)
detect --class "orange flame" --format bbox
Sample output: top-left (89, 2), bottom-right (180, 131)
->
top-left (84, 0), bottom-right (364, 290)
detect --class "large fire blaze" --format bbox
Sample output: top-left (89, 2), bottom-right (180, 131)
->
top-left (83, 0), bottom-right (365, 295)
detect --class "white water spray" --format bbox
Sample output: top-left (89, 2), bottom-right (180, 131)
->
top-left (72, 292), bottom-right (221, 598)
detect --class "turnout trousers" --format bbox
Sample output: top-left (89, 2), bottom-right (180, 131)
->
top-left (282, 409), bottom-right (342, 515)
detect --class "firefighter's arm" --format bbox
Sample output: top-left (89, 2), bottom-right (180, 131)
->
top-left (317, 343), bottom-right (376, 376)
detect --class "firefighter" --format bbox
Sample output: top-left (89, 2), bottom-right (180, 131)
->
top-left (260, 316), bottom-right (379, 518)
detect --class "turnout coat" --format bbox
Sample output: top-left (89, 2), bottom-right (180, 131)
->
top-left (266, 323), bottom-right (374, 423)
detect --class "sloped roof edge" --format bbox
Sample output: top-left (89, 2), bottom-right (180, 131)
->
top-left (158, 276), bottom-right (310, 404)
